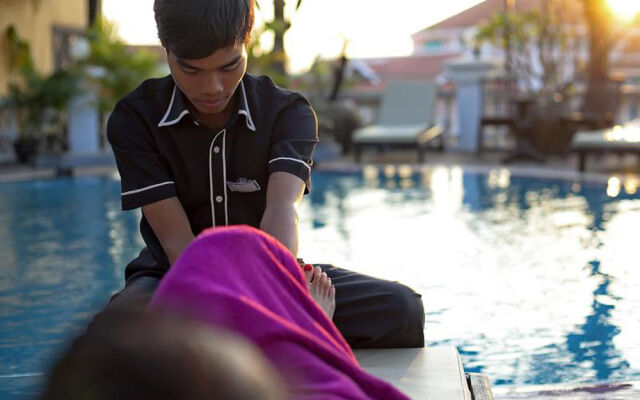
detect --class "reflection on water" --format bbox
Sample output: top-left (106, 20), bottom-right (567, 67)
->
top-left (0, 177), bottom-right (141, 398)
top-left (566, 261), bottom-right (626, 382)
top-left (1, 168), bottom-right (640, 398)
top-left (298, 167), bottom-right (640, 387)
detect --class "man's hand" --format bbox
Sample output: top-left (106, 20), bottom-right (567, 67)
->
top-left (260, 171), bottom-right (305, 257)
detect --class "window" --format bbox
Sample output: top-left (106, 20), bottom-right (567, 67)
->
top-left (424, 40), bottom-right (443, 50)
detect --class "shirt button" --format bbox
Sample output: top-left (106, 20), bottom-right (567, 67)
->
top-left (213, 146), bottom-right (220, 154)
top-left (216, 195), bottom-right (223, 203)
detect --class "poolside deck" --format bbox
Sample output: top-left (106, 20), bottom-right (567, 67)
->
top-left (355, 347), bottom-right (475, 399)
top-left (1, 147), bottom-right (638, 184)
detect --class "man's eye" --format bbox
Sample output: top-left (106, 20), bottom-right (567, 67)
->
top-left (223, 63), bottom-right (239, 72)
top-left (182, 68), bottom-right (199, 75)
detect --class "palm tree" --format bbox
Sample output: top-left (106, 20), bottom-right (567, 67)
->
top-left (582, 0), bottom-right (616, 84)
top-left (258, 0), bottom-right (303, 77)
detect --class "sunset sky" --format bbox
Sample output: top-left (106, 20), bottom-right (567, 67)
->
top-left (102, 0), bottom-right (640, 73)
top-left (102, 0), bottom-right (484, 72)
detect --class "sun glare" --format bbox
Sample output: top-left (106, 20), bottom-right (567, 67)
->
top-left (607, 0), bottom-right (640, 21)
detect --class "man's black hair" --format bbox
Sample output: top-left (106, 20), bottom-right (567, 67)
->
top-left (38, 309), bottom-right (287, 400)
top-left (154, 0), bottom-right (254, 59)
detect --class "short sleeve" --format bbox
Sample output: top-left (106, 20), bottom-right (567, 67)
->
top-left (107, 101), bottom-right (177, 210)
top-left (268, 98), bottom-right (319, 194)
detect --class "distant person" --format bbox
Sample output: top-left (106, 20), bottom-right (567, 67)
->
top-left (102, 0), bottom-right (424, 349)
top-left (42, 226), bottom-right (410, 399)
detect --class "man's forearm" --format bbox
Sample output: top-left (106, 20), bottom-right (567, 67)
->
top-left (260, 206), bottom-right (299, 257)
top-left (163, 233), bottom-right (195, 265)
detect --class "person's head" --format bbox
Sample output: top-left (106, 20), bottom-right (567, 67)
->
top-left (39, 309), bottom-right (287, 400)
top-left (154, 0), bottom-right (255, 117)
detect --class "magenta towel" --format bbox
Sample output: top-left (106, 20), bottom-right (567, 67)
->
top-left (149, 225), bottom-right (410, 400)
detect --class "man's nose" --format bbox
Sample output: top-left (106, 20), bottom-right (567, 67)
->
top-left (202, 73), bottom-right (224, 96)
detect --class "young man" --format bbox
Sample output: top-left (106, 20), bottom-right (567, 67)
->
top-left (103, 0), bottom-right (424, 348)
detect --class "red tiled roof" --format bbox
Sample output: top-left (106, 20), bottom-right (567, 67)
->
top-left (423, 0), bottom-right (539, 31)
top-left (418, 0), bottom-right (583, 32)
top-left (349, 53), bottom-right (461, 91)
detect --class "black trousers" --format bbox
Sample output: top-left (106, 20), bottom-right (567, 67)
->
top-left (97, 264), bottom-right (425, 349)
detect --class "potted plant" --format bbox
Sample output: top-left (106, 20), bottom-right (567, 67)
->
top-left (5, 69), bottom-right (79, 163)
top-left (3, 26), bottom-right (79, 163)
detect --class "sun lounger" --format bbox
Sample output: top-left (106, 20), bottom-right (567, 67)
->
top-left (352, 81), bottom-right (443, 162)
top-left (354, 346), bottom-right (494, 400)
top-left (570, 119), bottom-right (640, 171)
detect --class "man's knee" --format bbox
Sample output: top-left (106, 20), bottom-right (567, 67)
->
top-left (86, 275), bottom-right (160, 335)
top-left (384, 282), bottom-right (425, 347)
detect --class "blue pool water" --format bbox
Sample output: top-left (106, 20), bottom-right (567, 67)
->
top-left (1, 167), bottom-right (640, 398)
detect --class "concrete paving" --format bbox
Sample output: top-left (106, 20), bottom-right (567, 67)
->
top-left (1, 148), bottom-right (638, 184)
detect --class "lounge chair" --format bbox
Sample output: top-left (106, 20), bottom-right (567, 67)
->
top-left (571, 119), bottom-right (640, 171)
top-left (352, 81), bottom-right (443, 162)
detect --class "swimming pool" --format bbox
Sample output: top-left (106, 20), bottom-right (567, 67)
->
top-left (1, 166), bottom-right (639, 398)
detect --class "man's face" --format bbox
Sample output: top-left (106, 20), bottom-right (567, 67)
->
top-left (167, 43), bottom-right (247, 118)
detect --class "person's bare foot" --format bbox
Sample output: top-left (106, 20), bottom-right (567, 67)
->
top-left (304, 265), bottom-right (336, 319)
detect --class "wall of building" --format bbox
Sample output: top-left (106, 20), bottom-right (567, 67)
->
top-left (412, 28), bottom-right (469, 56)
top-left (0, 0), bottom-right (87, 96)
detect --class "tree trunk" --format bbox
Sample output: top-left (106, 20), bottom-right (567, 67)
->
top-left (583, 0), bottom-right (612, 83)
top-left (328, 55), bottom-right (347, 102)
top-left (503, 0), bottom-right (515, 77)
top-left (272, 0), bottom-right (287, 76)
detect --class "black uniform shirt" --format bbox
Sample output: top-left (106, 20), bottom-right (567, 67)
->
top-left (107, 73), bottom-right (318, 279)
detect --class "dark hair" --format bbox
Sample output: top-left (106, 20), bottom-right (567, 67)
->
top-left (38, 309), bottom-right (286, 400)
top-left (154, 0), bottom-right (254, 59)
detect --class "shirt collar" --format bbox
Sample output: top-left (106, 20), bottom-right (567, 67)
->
top-left (157, 77), bottom-right (256, 132)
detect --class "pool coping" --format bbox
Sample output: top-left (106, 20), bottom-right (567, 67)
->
top-left (492, 380), bottom-right (640, 399)
top-left (0, 160), bottom-right (623, 185)
top-left (316, 161), bottom-right (618, 184)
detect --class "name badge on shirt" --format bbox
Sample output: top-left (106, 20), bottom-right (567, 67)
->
top-left (226, 178), bottom-right (261, 193)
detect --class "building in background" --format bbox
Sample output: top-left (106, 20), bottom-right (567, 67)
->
top-left (0, 0), bottom-right (101, 96)
top-left (350, 0), bottom-right (640, 91)
top-left (340, 0), bottom-right (640, 129)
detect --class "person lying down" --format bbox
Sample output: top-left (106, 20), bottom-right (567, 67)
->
top-left (39, 226), bottom-right (410, 400)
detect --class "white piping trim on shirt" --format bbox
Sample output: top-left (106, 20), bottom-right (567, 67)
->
top-left (222, 131), bottom-right (229, 226)
top-left (268, 157), bottom-right (311, 172)
top-left (238, 81), bottom-right (256, 132)
top-left (209, 129), bottom-right (225, 227)
top-left (158, 85), bottom-right (191, 127)
top-left (122, 181), bottom-right (175, 196)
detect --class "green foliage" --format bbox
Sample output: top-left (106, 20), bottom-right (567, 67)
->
top-left (6, 25), bottom-right (33, 72)
top-left (2, 17), bottom-right (160, 148)
top-left (246, 26), bottom-right (290, 87)
top-left (3, 25), bottom-right (79, 143)
top-left (6, 70), bottom-right (79, 139)
top-left (249, 0), bottom-right (306, 86)
top-left (475, 1), bottom-right (580, 98)
top-left (82, 17), bottom-right (161, 114)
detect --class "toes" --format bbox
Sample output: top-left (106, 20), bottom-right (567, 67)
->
top-left (329, 284), bottom-right (336, 299)
top-left (318, 273), bottom-right (328, 295)
top-left (312, 266), bottom-right (322, 284)
top-left (323, 276), bottom-right (332, 296)
top-left (303, 263), bottom-right (314, 283)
